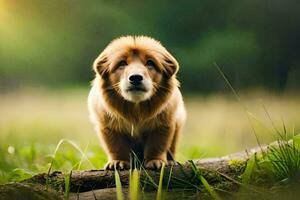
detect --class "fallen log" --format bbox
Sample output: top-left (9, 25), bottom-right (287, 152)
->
top-left (0, 144), bottom-right (269, 200)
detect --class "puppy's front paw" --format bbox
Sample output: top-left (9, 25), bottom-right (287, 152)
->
top-left (105, 160), bottom-right (130, 170)
top-left (145, 159), bottom-right (167, 169)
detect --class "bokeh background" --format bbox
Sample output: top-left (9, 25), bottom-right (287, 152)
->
top-left (0, 0), bottom-right (299, 183)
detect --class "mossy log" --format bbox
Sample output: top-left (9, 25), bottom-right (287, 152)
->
top-left (0, 144), bottom-right (269, 200)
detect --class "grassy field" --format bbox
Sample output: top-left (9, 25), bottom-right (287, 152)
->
top-left (0, 87), bottom-right (299, 184)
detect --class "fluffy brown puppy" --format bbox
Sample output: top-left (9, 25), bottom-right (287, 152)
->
top-left (88, 36), bottom-right (186, 169)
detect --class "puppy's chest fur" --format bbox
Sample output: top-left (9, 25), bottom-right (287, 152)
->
top-left (104, 111), bottom-right (166, 138)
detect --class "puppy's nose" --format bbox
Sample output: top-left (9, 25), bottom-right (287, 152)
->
top-left (129, 74), bottom-right (143, 86)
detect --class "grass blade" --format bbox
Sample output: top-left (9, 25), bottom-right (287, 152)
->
top-left (200, 175), bottom-right (220, 200)
top-left (188, 160), bottom-right (220, 200)
top-left (64, 170), bottom-right (72, 200)
top-left (214, 62), bottom-right (264, 154)
top-left (47, 139), bottom-right (94, 176)
top-left (166, 164), bottom-right (174, 191)
top-left (156, 163), bottom-right (165, 200)
top-left (130, 169), bottom-right (140, 200)
top-left (114, 169), bottom-right (124, 200)
top-left (241, 155), bottom-right (256, 185)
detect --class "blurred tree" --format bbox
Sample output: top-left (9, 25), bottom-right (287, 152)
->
top-left (0, 0), bottom-right (299, 92)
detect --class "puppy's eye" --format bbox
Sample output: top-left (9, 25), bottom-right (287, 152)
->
top-left (117, 60), bottom-right (127, 69)
top-left (146, 60), bottom-right (156, 69)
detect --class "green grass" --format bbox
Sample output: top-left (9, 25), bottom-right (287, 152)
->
top-left (0, 140), bottom-right (106, 184)
top-left (64, 171), bottom-right (71, 200)
top-left (115, 169), bottom-right (124, 200)
top-left (189, 160), bottom-right (220, 200)
top-left (0, 88), bottom-right (300, 199)
top-left (156, 163), bottom-right (165, 200)
top-left (130, 169), bottom-right (140, 200)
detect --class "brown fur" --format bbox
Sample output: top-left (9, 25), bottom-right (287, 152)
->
top-left (88, 36), bottom-right (186, 169)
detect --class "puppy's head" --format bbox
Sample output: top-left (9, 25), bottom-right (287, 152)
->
top-left (94, 36), bottom-right (179, 103)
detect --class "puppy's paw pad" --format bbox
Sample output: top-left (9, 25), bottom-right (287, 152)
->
top-left (105, 160), bottom-right (130, 170)
top-left (145, 159), bottom-right (166, 169)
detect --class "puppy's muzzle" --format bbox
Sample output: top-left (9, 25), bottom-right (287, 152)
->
top-left (129, 74), bottom-right (143, 86)
top-left (127, 74), bottom-right (147, 92)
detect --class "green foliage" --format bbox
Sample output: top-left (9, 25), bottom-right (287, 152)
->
top-left (1, 0), bottom-right (300, 91)
top-left (0, 141), bottom-right (107, 184)
top-left (267, 140), bottom-right (300, 182)
top-left (293, 134), bottom-right (300, 145)
top-left (241, 156), bottom-right (256, 185)
top-left (8, 168), bottom-right (34, 182)
top-left (228, 159), bottom-right (246, 174)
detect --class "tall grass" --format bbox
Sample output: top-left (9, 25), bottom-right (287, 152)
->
top-left (241, 155), bottom-right (256, 185)
top-left (213, 63), bottom-right (300, 198)
top-left (64, 171), bottom-right (72, 200)
top-left (130, 169), bottom-right (140, 200)
top-left (214, 63), bottom-right (263, 151)
top-left (114, 169), bottom-right (124, 200)
top-left (268, 139), bottom-right (300, 181)
top-left (156, 163), bottom-right (165, 200)
top-left (189, 160), bottom-right (220, 200)
top-left (47, 139), bottom-right (95, 176)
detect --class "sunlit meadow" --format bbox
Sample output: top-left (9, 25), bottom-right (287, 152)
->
top-left (1, 87), bottom-right (299, 184)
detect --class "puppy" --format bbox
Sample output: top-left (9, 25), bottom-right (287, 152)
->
top-left (88, 36), bottom-right (186, 169)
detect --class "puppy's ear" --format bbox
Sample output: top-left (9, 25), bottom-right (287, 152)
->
top-left (93, 53), bottom-right (109, 76)
top-left (162, 52), bottom-right (179, 78)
